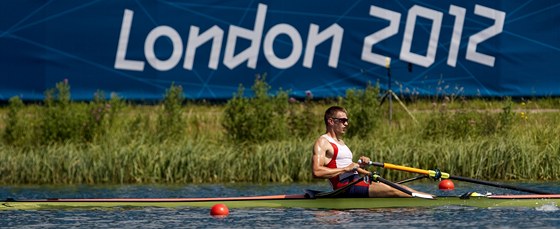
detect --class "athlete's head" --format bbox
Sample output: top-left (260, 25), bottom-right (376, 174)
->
top-left (324, 106), bottom-right (348, 127)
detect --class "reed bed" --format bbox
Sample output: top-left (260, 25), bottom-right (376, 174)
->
top-left (0, 131), bottom-right (558, 184)
top-left (0, 80), bottom-right (559, 184)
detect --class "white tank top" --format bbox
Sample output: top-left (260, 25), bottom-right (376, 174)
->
top-left (323, 134), bottom-right (356, 182)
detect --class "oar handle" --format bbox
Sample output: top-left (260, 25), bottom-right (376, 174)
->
top-left (357, 160), bottom-right (388, 170)
top-left (357, 159), bottom-right (377, 166)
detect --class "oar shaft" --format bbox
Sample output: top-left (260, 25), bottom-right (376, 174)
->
top-left (371, 161), bottom-right (553, 195)
top-left (371, 162), bottom-right (449, 179)
top-left (372, 175), bottom-right (434, 199)
top-left (450, 175), bottom-right (553, 195)
top-left (373, 175), bottom-right (412, 196)
top-left (397, 175), bottom-right (429, 184)
top-left (380, 163), bottom-right (430, 175)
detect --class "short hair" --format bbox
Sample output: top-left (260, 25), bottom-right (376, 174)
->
top-left (324, 106), bottom-right (347, 126)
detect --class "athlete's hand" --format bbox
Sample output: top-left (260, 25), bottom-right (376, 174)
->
top-left (344, 163), bottom-right (360, 172)
top-left (358, 156), bottom-right (371, 167)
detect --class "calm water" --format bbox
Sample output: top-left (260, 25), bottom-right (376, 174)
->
top-left (1, 182), bottom-right (559, 228)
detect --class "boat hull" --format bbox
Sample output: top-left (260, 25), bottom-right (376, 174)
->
top-left (2, 195), bottom-right (560, 210)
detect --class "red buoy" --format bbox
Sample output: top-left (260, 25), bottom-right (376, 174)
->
top-left (210, 203), bottom-right (229, 217)
top-left (438, 179), bottom-right (455, 190)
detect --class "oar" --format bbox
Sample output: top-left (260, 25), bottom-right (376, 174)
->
top-left (305, 177), bottom-right (367, 198)
top-left (305, 174), bottom-right (433, 199)
top-left (366, 161), bottom-right (553, 195)
top-left (396, 175), bottom-right (429, 184)
top-left (370, 173), bottom-right (434, 199)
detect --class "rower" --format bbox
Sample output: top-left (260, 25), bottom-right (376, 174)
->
top-left (312, 106), bottom-right (434, 198)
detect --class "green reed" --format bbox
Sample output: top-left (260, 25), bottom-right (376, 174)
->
top-left (1, 132), bottom-right (558, 184)
top-left (0, 79), bottom-right (560, 184)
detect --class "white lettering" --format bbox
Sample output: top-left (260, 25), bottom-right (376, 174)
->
top-left (448, 5), bottom-right (466, 67)
top-left (114, 9), bottom-right (145, 71)
top-left (144, 26), bottom-right (183, 71)
top-left (115, 3), bottom-right (505, 73)
top-left (466, 4), bottom-right (505, 67)
top-left (223, 3), bottom-right (267, 69)
top-left (263, 24), bottom-right (302, 69)
top-left (400, 5), bottom-right (443, 68)
top-left (184, 26), bottom-right (224, 70)
top-left (304, 24), bottom-right (343, 68)
top-left (361, 6), bottom-right (400, 67)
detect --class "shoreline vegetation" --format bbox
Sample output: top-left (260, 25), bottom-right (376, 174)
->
top-left (1, 78), bottom-right (559, 184)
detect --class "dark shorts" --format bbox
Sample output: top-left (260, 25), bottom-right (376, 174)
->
top-left (338, 174), bottom-right (370, 198)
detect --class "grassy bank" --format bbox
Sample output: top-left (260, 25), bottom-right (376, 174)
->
top-left (0, 80), bottom-right (559, 184)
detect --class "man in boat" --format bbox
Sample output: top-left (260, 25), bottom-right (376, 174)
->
top-left (312, 106), bottom-right (431, 198)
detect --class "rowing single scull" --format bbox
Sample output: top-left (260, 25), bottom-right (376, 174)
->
top-left (2, 193), bottom-right (560, 210)
top-left (3, 162), bottom-right (557, 210)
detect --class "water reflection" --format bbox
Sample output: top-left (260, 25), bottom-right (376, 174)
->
top-left (313, 210), bottom-right (353, 224)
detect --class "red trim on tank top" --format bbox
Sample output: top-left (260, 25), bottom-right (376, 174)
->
top-left (326, 143), bottom-right (338, 168)
top-left (326, 142), bottom-right (339, 188)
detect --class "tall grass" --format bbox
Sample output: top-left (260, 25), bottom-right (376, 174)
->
top-left (0, 79), bottom-right (559, 184)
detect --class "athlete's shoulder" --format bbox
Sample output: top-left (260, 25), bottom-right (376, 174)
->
top-left (314, 134), bottom-right (335, 154)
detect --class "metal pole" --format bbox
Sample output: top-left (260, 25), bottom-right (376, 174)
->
top-left (386, 57), bottom-right (392, 126)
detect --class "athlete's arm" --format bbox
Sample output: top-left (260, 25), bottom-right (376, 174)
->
top-left (312, 137), bottom-right (357, 179)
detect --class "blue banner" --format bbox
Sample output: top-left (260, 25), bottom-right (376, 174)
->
top-left (1, 1), bottom-right (559, 100)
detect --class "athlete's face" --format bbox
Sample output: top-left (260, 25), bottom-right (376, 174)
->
top-left (330, 111), bottom-right (349, 134)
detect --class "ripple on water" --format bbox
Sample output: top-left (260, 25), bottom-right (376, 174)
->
top-left (535, 203), bottom-right (559, 212)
